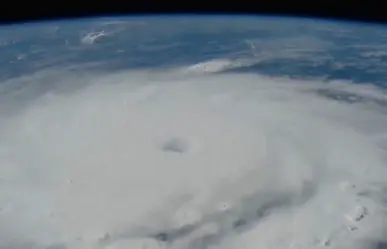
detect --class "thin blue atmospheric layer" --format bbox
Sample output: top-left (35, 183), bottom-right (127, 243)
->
top-left (0, 15), bottom-right (387, 87)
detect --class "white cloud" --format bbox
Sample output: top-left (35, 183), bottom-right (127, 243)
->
top-left (0, 64), bottom-right (386, 249)
top-left (80, 31), bottom-right (107, 45)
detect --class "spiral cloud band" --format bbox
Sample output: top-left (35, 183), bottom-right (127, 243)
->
top-left (0, 61), bottom-right (386, 249)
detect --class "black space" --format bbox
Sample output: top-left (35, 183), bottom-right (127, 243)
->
top-left (0, 1), bottom-right (386, 27)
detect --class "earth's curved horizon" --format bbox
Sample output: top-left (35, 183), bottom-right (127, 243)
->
top-left (0, 15), bottom-right (386, 249)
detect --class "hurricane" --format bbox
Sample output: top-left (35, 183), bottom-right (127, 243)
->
top-left (0, 16), bottom-right (386, 249)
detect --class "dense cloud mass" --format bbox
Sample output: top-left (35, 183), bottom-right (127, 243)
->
top-left (0, 62), bottom-right (386, 249)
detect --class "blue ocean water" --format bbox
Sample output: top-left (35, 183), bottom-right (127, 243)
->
top-left (0, 15), bottom-right (387, 87)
